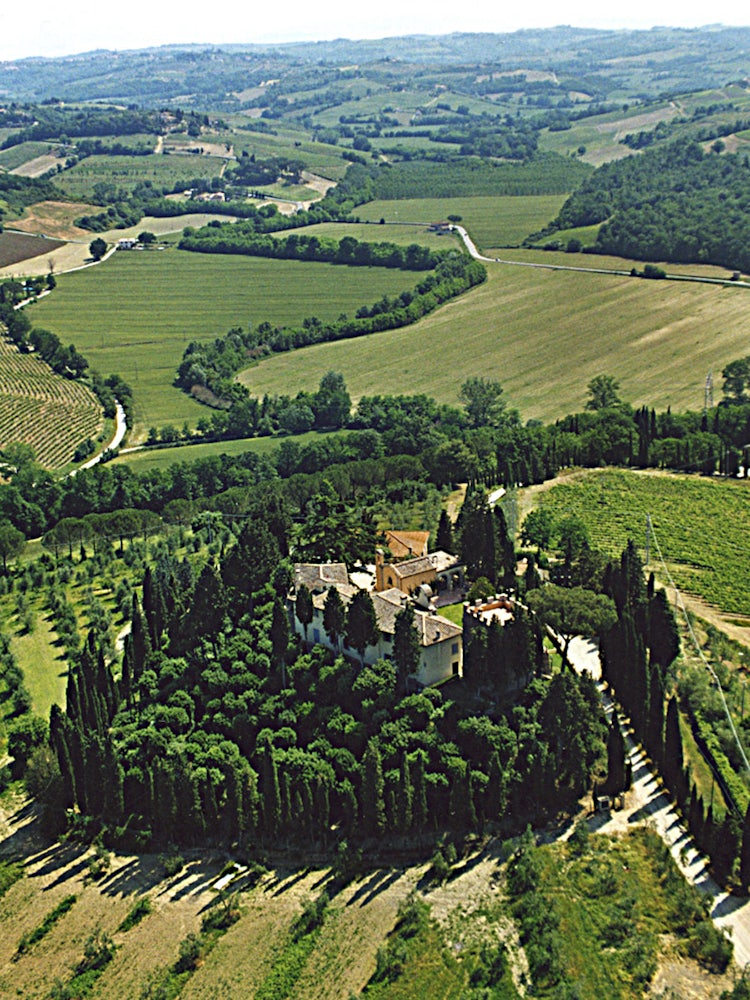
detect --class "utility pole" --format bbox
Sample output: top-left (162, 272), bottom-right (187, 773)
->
top-left (704, 370), bottom-right (714, 412)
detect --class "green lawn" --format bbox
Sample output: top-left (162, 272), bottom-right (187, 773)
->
top-left (237, 261), bottom-right (750, 423)
top-left (29, 248), bottom-right (424, 441)
top-left (113, 429), bottom-right (350, 473)
top-left (6, 603), bottom-right (67, 717)
top-left (357, 195), bottom-right (568, 250)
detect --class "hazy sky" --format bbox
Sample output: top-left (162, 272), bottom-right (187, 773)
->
top-left (1, 0), bottom-right (748, 62)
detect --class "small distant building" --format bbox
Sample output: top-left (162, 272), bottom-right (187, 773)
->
top-left (196, 191), bottom-right (226, 202)
top-left (291, 563), bottom-right (463, 686)
top-left (116, 238), bottom-right (138, 250)
top-left (428, 221), bottom-right (453, 234)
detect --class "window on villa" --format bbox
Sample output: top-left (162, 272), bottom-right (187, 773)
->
top-left (451, 642), bottom-right (459, 655)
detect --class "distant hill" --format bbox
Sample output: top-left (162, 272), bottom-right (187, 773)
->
top-left (1, 26), bottom-right (750, 106)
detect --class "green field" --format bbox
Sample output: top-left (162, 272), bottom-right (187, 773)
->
top-left (357, 195), bottom-right (567, 250)
top-left (29, 248), bottom-right (426, 440)
top-left (237, 261), bottom-right (750, 423)
top-left (55, 153), bottom-right (226, 198)
top-left (533, 468), bottom-right (750, 616)
top-left (538, 103), bottom-right (679, 165)
top-left (0, 141), bottom-right (58, 171)
top-left (113, 429), bottom-right (349, 473)
top-left (227, 127), bottom-right (348, 180)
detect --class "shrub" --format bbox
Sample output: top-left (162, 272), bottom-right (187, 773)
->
top-left (175, 932), bottom-right (204, 972)
top-left (161, 850), bottom-right (184, 878)
top-left (117, 897), bottom-right (152, 933)
top-left (686, 919), bottom-right (733, 972)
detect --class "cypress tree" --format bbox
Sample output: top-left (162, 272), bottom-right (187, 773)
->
top-left (485, 751), bottom-right (505, 823)
top-left (49, 705), bottom-right (76, 808)
top-left (740, 803), bottom-right (750, 891)
top-left (261, 749), bottom-right (282, 838)
top-left (648, 589), bottom-right (680, 671)
top-left (295, 584), bottom-right (314, 643)
top-left (270, 598), bottom-right (291, 679)
top-left (606, 713), bottom-right (627, 794)
top-left (436, 510), bottom-right (454, 553)
top-left (398, 752), bottom-right (413, 834)
top-left (361, 741), bottom-right (385, 837)
top-left (411, 750), bottom-right (428, 831)
top-left (340, 778), bottom-right (358, 834)
top-left (314, 779), bottom-right (330, 843)
top-left (323, 586), bottom-right (346, 653)
top-left (393, 603), bottom-right (421, 695)
top-left (646, 663), bottom-right (665, 764)
top-left (281, 771), bottom-right (293, 831)
top-left (664, 697), bottom-right (684, 795)
top-left (345, 590), bottom-right (379, 666)
top-left (130, 593), bottom-right (151, 686)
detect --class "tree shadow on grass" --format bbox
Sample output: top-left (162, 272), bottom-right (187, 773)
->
top-left (356, 868), bottom-right (403, 907)
top-left (345, 869), bottom-right (389, 906)
top-left (42, 852), bottom-right (91, 891)
top-left (269, 868), bottom-right (309, 897)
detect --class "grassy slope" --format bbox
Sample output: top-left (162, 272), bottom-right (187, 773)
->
top-left (29, 249), bottom-right (425, 440)
top-left (237, 262), bottom-right (750, 423)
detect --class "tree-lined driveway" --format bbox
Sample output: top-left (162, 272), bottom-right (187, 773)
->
top-left (568, 637), bottom-right (750, 969)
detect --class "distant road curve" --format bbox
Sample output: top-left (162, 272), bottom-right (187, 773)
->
top-left (453, 224), bottom-right (750, 289)
top-left (71, 400), bottom-right (127, 476)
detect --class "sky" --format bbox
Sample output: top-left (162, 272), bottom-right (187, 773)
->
top-left (1, 0), bottom-right (748, 62)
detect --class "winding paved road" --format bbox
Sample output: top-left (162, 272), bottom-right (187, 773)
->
top-left (453, 224), bottom-right (750, 288)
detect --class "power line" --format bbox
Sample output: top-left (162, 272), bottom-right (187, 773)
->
top-left (647, 513), bottom-right (750, 775)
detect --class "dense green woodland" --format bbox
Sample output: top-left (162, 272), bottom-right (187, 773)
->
top-left (543, 139), bottom-right (750, 272)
